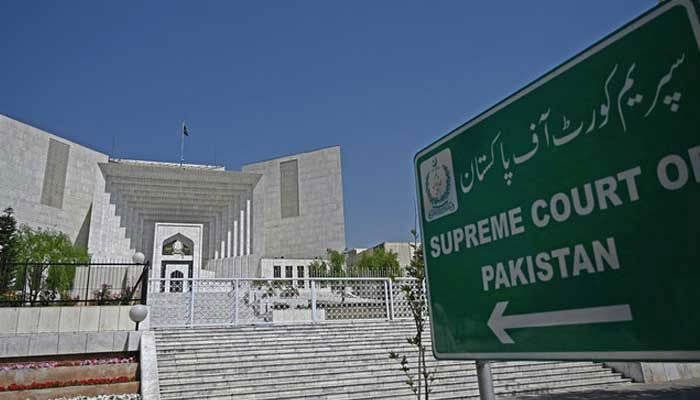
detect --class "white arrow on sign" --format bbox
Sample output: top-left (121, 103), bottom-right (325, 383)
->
top-left (488, 301), bottom-right (633, 344)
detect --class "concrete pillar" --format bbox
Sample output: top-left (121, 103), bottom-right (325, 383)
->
top-left (214, 212), bottom-right (221, 259)
top-left (227, 230), bottom-right (232, 258)
top-left (246, 198), bottom-right (251, 255)
top-left (233, 220), bottom-right (238, 257)
top-left (240, 209), bottom-right (245, 255)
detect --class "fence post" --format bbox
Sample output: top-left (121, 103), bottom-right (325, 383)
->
top-left (311, 280), bottom-right (317, 323)
top-left (140, 262), bottom-right (149, 305)
top-left (84, 263), bottom-right (92, 305)
top-left (388, 279), bottom-right (394, 320)
top-left (234, 279), bottom-right (239, 326)
top-left (22, 263), bottom-right (29, 306)
top-left (422, 279), bottom-right (427, 317)
top-left (384, 280), bottom-right (390, 320)
top-left (189, 279), bottom-right (195, 327)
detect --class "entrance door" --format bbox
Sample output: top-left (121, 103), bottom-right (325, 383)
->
top-left (160, 260), bottom-right (193, 292)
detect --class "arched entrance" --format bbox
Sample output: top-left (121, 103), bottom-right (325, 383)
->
top-left (156, 231), bottom-right (196, 292)
top-left (151, 223), bottom-right (203, 292)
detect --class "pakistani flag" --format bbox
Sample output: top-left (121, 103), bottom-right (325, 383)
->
top-left (182, 122), bottom-right (189, 136)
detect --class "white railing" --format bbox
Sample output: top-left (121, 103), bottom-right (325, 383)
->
top-left (147, 277), bottom-right (423, 328)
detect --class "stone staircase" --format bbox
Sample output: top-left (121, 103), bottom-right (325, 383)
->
top-left (154, 320), bottom-right (632, 399)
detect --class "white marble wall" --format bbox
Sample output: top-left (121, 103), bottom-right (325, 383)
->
top-left (0, 114), bottom-right (108, 246)
top-left (205, 254), bottom-right (260, 278)
top-left (243, 146), bottom-right (346, 260)
top-left (0, 305), bottom-right (149, 336)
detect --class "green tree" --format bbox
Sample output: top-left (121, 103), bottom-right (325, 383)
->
top-left (389, 229), bottom-right (433, 399)
top-left (307, 258), bottom-right (328, 277)
top-left (326, 249), bottom-right (346, 276)
top-left (0, 207), bottom-right (19, 294)
top-left (354, 248), bottom-right (400, 277)
top-left (15, 225), bottom-right (89, 304)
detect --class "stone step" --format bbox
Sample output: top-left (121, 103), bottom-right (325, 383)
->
top-left (156, 349), bottom-right (605, 381)
top-left (158, 351), bottom-right (462, 374)
top-left (160, 362), bottom-right (612, 388)
top-left (154, 319), bottom-right (410, 332)
top-left (156, 338), bottom-right (434, 362)
top-left (159, 371), bottom-right (629, 400)
top-left (158, 357), bottom-right (591, 380)
top-left (155, 323), bottom-right (419, 343)
top-left (157, 330), bottom-right (436, 352)
top-left (156, 330), bottom-right (422, 349)
top-left (155, 344), bottom-right (519, 370)
top-left (155, 321), bottom-right (632, 399)
top-left (159, 378), bottom-right (472, 400)
top-left (155, 352), bottom-right (614, 380)
top-left (156, 333), bottom-right (432, 354)
top-left (339, 377), bottom-right (630, 400)
top-left (155, 319), bottom-right (409, 330)
top-left (158, 356), bottom-right (616, 389)
top-left (157, 337), bottom-right (439, 361)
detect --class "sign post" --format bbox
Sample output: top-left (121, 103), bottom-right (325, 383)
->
top-left (415, 0), bottom-right (700, 360)
top-left (476, 360), bottom-right (495, 400)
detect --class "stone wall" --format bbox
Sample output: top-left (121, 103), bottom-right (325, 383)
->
top-left (243, 146), bottom-right (346, 260)
top-left (0, 306), bottom-right (149, 336)
top-left (606, 361), bottom-right (700, 383)
top-left (205, 255), bottom-right (259, 278)
top-left (0, 305), bottom-right (148, 358)
top-left (0, 114), bottom-right (108, 247)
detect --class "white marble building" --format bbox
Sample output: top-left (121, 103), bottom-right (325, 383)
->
top-left (0, 114), bottom-right (346, 279)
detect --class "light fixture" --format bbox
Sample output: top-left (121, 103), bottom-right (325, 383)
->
top-left (129, 304), bottom-right (148, 331)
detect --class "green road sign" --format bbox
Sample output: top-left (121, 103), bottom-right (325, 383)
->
top-left (415, 0), bottom-right (700, 360)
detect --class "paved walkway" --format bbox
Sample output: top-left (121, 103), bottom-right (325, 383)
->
top-left (512, 378), bottom-right (700, 400)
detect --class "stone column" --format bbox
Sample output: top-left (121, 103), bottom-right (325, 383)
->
top-left (226, 206), bottom-right (232, 258)
top-left (240, 209), bottom-right (245, 255)
top-left (233, 220), bottom-right (238, 257)
top-left (246, 197), bottom-right (251, 255)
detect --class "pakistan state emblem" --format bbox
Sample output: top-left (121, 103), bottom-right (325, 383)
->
top-left (420, 148), bottom-right (458, 222)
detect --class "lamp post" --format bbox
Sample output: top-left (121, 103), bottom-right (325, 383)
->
top-left (132, 252), bottom-right (145, 265)
top-left (129, 304), bottom-right (148, 331)
top-left (130, 252), bottom-right (148, 330)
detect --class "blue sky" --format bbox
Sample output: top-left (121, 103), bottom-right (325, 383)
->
top-left (0, 1), bottom-right (655, 249)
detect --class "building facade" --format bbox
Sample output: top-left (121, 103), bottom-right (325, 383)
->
top-left (0, 114), bottom-right (346, 278)
top-left (347, 242), bottom-right (414, 269)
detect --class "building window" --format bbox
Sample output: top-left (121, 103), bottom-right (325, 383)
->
top-left (280, 159), bottom-right (300, 218)
top-left (170, 270), bottom-right (184, 293)
top-left (273, 265), bottom-right (281, 278)
top-left (285, 265), bottom-right (293, 278)
top-left (297, 265), bottom-right (305, 288)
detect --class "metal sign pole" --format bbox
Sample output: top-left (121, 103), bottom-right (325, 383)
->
top-left (476, 360), bottom-right (495, 400)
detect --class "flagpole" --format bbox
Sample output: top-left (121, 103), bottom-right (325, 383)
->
top-left (180, 121), bottom-right (185, 168)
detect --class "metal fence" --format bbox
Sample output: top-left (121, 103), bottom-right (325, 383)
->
top-left (147, 277), bottom-right (426, 328)
top-left (309, 268), bottom-right (404, 278)
top-left (0, 262), bottom-right (149, 306)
